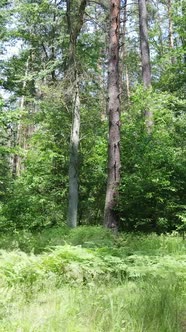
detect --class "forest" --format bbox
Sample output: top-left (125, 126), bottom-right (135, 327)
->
top-left (0, 0), bottom-right (186, 331)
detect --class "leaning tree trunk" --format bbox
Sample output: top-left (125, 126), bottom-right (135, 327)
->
top-left (104, 0), bottom-right (121, 230)
top-left (138, 0), bottom-right (153, 133)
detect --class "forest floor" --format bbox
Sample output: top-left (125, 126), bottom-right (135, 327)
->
top-left (0, 226), bottom-right (186, 332)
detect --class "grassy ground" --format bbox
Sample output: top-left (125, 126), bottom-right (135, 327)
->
top-left (0, 226), bottom-right (186, 332)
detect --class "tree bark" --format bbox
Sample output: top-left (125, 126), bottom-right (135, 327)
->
top-left (167, 0), bottom-right (176, 64)
top-left (119, 0), bottom-right (130, 102)
top-left (104, 0), bottom-right (121, 230)
top-left (67, 0), bottom-right (87, 227)
top-left (68, 73), bottom-right (80, 227)
top-left (138, 0), bottom-right (151, 88)
top-left (138, 0), bottom-right (153, 133)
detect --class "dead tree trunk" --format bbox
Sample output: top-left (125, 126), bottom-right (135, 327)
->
top-left (104, 0), bottom-right (121, 230)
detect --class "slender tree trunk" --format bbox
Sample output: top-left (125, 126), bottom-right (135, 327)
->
top-left (15, 57), bottom-right (29, 176)
top-left (67, 0), bottom-right (87, 227)
top-left (51, 12), bottom-right (56, 81)
top-left (124, 0), bottom-right (130, 101)
top-left (104, 0), bottom-right (121, 230)
top-left (12, 129), bottom-right (18, 178)
top-left (138, 0), bottom-right (153, 133)
top-left (167, 0), bottom-right (176, 64)
top-left (125, 66), bottom-right (130, 99)
top-left (182, 1), bottom-right (186, 64)
top-left (68, 73), bottom-right (80, 227)
top-left (119, 0), bottom-right (130, 101)
top-left (168, 0), bottom-right (174, 49)
top-left (138, 0), bottom-right (151, 88)
top-left (157, 5), bottom-right (164, 58)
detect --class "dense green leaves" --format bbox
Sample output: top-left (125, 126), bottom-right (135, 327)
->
top-left (0, 0), bottom-right (185, 233)
top-left (117, 88), bottom-right (186, 232)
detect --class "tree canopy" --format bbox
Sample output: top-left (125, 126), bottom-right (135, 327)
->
top-left (0, 0), bottom-right (185, 233)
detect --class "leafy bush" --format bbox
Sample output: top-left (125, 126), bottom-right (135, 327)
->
top-left (118, 89), bottom-right (186, 232)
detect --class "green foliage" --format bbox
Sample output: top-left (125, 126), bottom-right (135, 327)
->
top-left (0, 229), bottom-right (186, 331)
top-left (0, 0), bottom-right (185, 235)
top-left (1, 224), bottom-right (186, 255)
top-left (0, 229), bottom-right (186, 288)
top-left (118, 88), bottom-right (186, 232)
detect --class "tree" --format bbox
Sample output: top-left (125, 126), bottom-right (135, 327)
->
top-left (0, 0), bottom-right (185, 235)
top-left (67, 0), bottom-right (87, 228)
top-left (138, 0), bottom-right (153, 132)
top-left (119, 0), bottom-right (130, 102)
top-left (104, 0), bottom-right (121, 229)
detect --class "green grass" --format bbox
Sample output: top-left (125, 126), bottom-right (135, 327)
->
top-left (0, 278), bottom-right (185, 332)
top-left (0, 226), bottom-right (186, 331)
top-left (0, 226), bottom-right (186, 255)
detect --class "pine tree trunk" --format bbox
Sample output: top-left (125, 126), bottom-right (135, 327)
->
top-left (104, 0), bottom-right (121, 230)
top-left (138, 0), bottom-right (153, 133)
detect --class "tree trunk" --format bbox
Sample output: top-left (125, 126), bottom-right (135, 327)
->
top-left (125, 66), bottom-right (130, 99)
top-left (167, 0), bottom-right (176, 64)
top-left (138, 0), bottom-right (153, 133)
top-left (14, 57), bottom-right (29, 176)
top-left (104, 0), bottom-right (121, 230)
top-left (119, 0), bottom-right (130, 101)
top-left (168, 0), bottom-right (174, 49)
top-left (68, 74), bottom-right (80, 228)
top-left (138, 0), bottom-right (151, 88)
top-left (67, 0), bottom-right (87, 227)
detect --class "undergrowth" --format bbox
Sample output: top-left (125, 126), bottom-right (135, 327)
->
top-left (0, 226), bottom-right (186, 331)
top-left (0, 225), bottom-right (185, 255)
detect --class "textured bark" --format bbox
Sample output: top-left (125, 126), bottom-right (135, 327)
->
top-left (138, 0), bottom-right (153, 133)
top-left (119, 0), bottom-right (130, 101)
top-left (138, 0), bottom-right (151, 88)
top-left (104, 0), bottom-right (121, 229)
top-left (68, 75), bottom-right (80, 228)
top-left (167, 0), bottom-right (176, 64)
top-left (67, 0), bottom-right (87, 228)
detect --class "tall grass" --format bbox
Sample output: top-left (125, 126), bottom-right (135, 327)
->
top-left (0, 226), bottom-right (186, 331)
top-left (0, 277), bottom-right (185, 332)
top-left (0, 226), bottom-right (186, 255)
